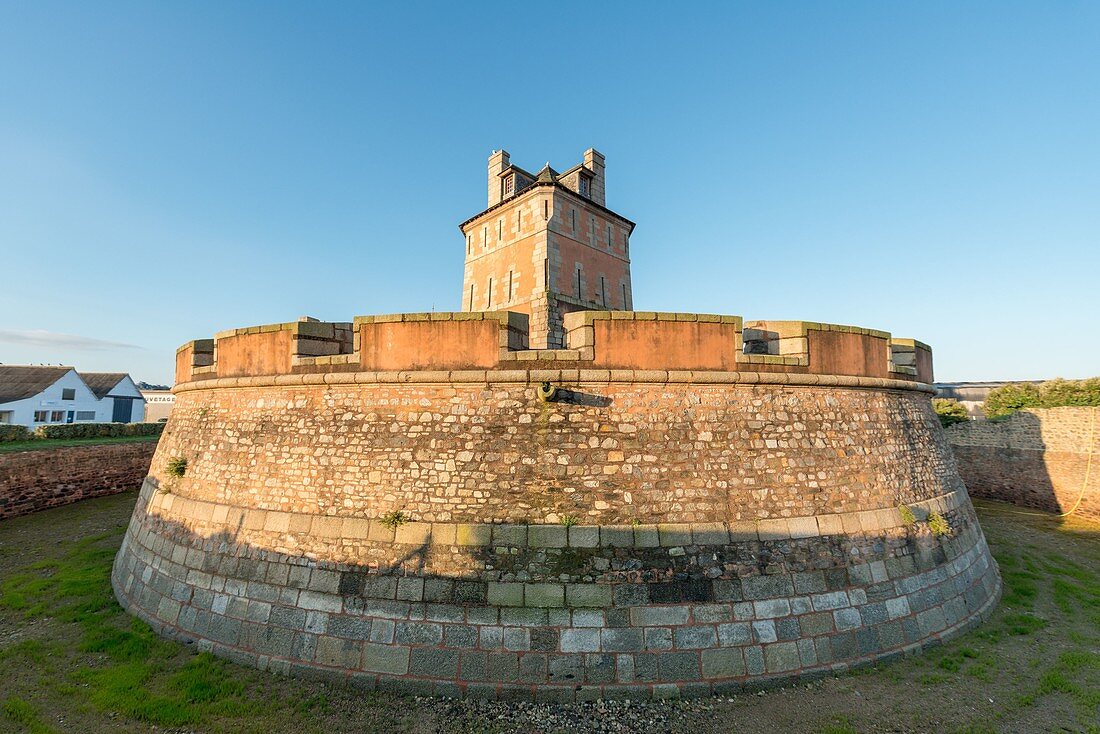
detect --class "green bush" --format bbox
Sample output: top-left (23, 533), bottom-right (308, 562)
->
top-left (984, 377), bottom-right (1100, 418)
top-left (33, 422), bottom-right (165, 440)
top-left (0, 425), bottom-right (32, 442)
top-left (932, 398), bottom-right (970, 427)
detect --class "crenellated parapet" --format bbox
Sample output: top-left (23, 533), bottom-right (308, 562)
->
top-left (173, 310), bottom-right (934, 387)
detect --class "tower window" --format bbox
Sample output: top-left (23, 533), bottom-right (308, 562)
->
top-left (498, 219), bottom-right (502, 240)
top-left (482, 227), bottom-right (488, 248)
top-left (571, 209), bottom-right (576, 232)
top-left (507, 270), bottom-right (514, 301)
top-left (487, 278), bottom-right (493, 308)
top-left (607, 225), bottom-right (613, 250)
top-left (516, 209), bottom-right (521, 230)
top-left (575, 266), bottom-right (582, 299)
top-left (469, 284), bottom-right (474, 310)
top-left (579, 176), bottom-right (590, 197)
top-left (503, 175), bottom-right (515, 198)
top-left (622, 283), bottom-right (628, 308)
top-left (543, 258), bottom-right (549, 287)
top-left (467, 234), bottom-right (471, 255)
top-left (600, 276), bottom-right (607, 307)
top-left (543, 200), bottom-right (549, 220)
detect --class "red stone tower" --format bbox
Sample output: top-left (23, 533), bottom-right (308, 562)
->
top-left (459, 149), bottom-right (636, 348)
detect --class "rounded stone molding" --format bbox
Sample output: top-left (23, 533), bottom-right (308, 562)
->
top-left (113, 368), bottom-right (1001, 699)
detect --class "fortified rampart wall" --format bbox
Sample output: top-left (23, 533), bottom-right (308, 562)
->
top-left (0, 441), bottom-right (156, 520)
top-left (947, 407), bottom-right (1099, 521)
top-left (114, 310), bottom-right (998, 700)
top-left (174, 311), bottom-right (933, 385)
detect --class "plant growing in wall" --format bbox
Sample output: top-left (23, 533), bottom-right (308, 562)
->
top-left (379, 510), bottom-right (409, 529)
top-left (927, 511), bottom-right (952, 537)
top-left (165, 457), bottom-right (188, 478)
top-left (899, 505), bottom-right (917, 526)
top-left (560, 514), bottom-right (579, 528)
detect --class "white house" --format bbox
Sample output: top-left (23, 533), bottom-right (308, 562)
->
top-left (0, 366), bottom-right (147, 428)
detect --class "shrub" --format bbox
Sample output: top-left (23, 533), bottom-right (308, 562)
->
top-left (560, 514), bottom-right (579, 528)
top-left (33, 422), bottom-right (165, 440)
top-left (165, 457), bottom-right (188, 478)
top-left (928, 511), bottom-right (951, 537)
top-left (984, 377), bottom-right (1100, 418)
top-left (0, 425), bottom-right (32, 442)
top-left (378, 510), bottom-right (409, 529)
top-left (932, 398), bottom-right (970, 427)
top-left (899, 505), bottom-right (916, 526)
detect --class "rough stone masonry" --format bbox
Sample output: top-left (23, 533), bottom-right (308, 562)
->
top-left (112, 150), bottom-right (1000, 699)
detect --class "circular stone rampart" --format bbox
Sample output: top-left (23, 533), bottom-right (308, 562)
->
top-left (112, 311), bottom-right (1001, 700)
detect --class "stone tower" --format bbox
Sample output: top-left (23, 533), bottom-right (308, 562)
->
top-left (459, 149), bottom-right (636, 348)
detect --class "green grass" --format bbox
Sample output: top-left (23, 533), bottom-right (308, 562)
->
top-left (2, 697), bottom-right (57, 734)
top-left (0, 435), bottom-right (160, 453)
top-left (0, 506), bottom-right (366, 733)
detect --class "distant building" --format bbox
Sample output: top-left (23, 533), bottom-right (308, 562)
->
top-left (140, 390), bottom-right (175, 422)
top-left (934, 380), bottom-right (1042, 418)
top-left (0, 366), bottom-right (146, 428)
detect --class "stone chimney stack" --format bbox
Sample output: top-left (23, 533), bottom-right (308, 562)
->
top-left (583, 148), bottom-right (606, 206)
top-left (487, 149), bottom-right (510, 207)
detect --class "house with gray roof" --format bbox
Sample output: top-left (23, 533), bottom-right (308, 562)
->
top-left (0, 366), bottom-right (146, 428)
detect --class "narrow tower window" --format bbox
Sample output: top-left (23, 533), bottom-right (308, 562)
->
top-left (600, 276), bottom-right (607, 307)
top-left (607, 225), bottom-right (613, 250)
top-left (498, 219), bottom-right (502, 240)
top-left (487, 278), bottom-right (493, 308)
top-left (571, 209), bottom-right (576, 232)
top-left (543, 200), bottom-right (549, 220)
top-left (507, 270), bottom-right (514, 301)
top-left (622, 283), bottom-right (628, 308)
top-left (469, 284), bottom-right (474, 310)
top-left (516, 209), bottom-right (521, 230)
top-left (575, 266), bottom-right (582, 299)
top-left (543, 258), bottom-right (549, 288)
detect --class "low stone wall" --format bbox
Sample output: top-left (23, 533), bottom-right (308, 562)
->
top-left (0, 441), bottom-right (156, 520)
top-left (947, 407), bottom-right (1099, 521)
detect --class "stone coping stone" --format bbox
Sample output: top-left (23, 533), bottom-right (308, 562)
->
top-left (174, 370), bottom-right (935, 393)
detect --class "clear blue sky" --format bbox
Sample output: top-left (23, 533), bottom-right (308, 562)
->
top-left (2, 2), bottom-right (1097, 385)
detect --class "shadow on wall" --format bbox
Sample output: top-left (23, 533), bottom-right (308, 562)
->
top-left (111, 479), bottom-right (1002, 699)
top-left (947, 408), bottom-right (1098, 523)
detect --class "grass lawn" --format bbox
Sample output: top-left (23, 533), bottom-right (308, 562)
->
top-left (0, 436), bottom-right (160, 454)
top-left (0, 495), bottom-right (1097, 734)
